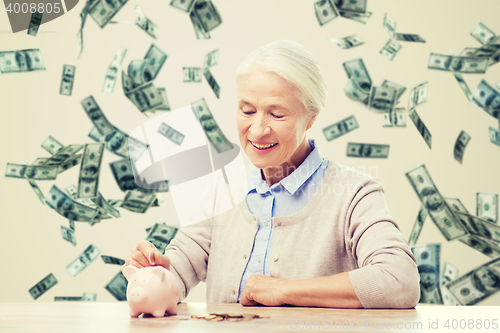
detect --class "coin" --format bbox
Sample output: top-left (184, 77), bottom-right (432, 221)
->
top-left (209, 317), bottom-right (224, 321)
top-left (204, 315), bottom-right (217, 320)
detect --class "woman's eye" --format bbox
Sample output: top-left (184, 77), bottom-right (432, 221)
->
top-left (242, 110), bottom-right (254, 115)
top-left (272, 113), bottom-right (284, 119)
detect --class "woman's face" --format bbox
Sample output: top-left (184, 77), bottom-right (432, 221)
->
top-left (236, 69), bottom-right (315, 170)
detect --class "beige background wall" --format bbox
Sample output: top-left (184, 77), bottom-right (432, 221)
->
top-left (1, 0), bottom-right (499, 304)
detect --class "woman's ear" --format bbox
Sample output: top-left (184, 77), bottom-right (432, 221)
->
top-left (306, 113), bottom-right (317, 131)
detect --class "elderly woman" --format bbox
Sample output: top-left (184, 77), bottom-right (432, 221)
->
top-left (123, 40), bottom-right (420, 309)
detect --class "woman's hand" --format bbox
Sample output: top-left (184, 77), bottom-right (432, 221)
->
top-left (122, 240), bottom-right (171, 270)
top-left (239, 274), bottom-right (288, 306)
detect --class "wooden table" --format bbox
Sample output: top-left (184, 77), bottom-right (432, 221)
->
top-left (0, 302), bottom-right (498, 333)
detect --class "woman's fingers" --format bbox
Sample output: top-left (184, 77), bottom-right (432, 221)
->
top-left (151, 251), bottom-right (171, 270)
top-left (124, 257), bottom-right (145, 269)
top-left (130, 247), bottom-right (150, 267)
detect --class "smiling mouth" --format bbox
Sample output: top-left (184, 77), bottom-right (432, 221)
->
top-left (250, 141), bottom-right (278, 150)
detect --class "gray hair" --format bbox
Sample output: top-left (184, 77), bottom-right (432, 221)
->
top-left (234, 40), bottom-right (328, 119)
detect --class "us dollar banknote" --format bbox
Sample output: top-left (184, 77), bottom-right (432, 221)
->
top-left (446, 257), bottom-right (500, 305)
top-left (489, 128), bottom-right (500, 147)
top-left (454, 211), bottom-right (500, 243)
top-left (394, 33), bottom-right (426, 43)
top-left (45, 185), bottom-right (98, 222)
top-left (88, 125), bottom-right (149, 161)
top-left (170, 0), bottom-right (195, 12)
top-left (459, 234), bottom-right (500, 258)
top-left (101, 255), bottom-right (125, 265)
top-left (381, 80), bottom-right (406, 102)
top-left (183, 67), bottom-right (201, 82)
top-left (58, 154), bottom-right (83, 174)
top-left (339, 10), bottom-right (371, 24)
top-left (154, 87), bottom-right (171, 111)
top-left (59, 65), bottom-right (75, 96)
top-left (146, 223), bottom-right (179, 254)
top-left (127, 59), bottom-right (148, 88)
top-left (134, 5), bottom-right (158, 39)
top-left (61, 225), bottom-right (76, 246)
top-left (470, 22), bottom-right (496, 45)
top-left (383, 13), bottom-right (396, 36)
top-left (408, 205), bottom-right (427, 246)
top-left (190, 10), bottom-right (210, 39)
top-left (477, 192), bottom-right (498, 224)
top-left (54, 296), bottom-right (82, 301)
top-left (453, 131), bottom-right (471, 164)
top-left (110, 158), bottom-right (139, 192)
top-left (78, 143), bottom-right (105, 199)
top-left (43, 144), bottom-right (84, 167)
top-left (158, 122), bottom-right (185, 145)
top-left (102, 48), bottom-right (127, 94)
top-left (29, 273), bottom-right (58, 300)
top-left (143, 43), bottom-right (167, 82)
top-left (380, 39), bottom-right (401, 61)
top-left (470, 35), bottom-right (500, 58)
top-left (409, 109), bottom-right (432, 149)
top-left (126, 81), bottom-right (164, 113)
top-left (445, 197), bottom-right (470, 214)
top-left (204, 49), bottom-right (219, 68)
top-left (408, 82), bottom-right (429, 112)
top-left (411, 243), bottom-right (443, 304)
top-left (27, 11), bottom-right (43, 36)
top-left (328, 35), bottom-right (364, 49)
top-left (428, 53), bottom-right (489, 74)
top-left (346, 143), bottom-right (389, 158)
top-left (92, 192), bottom-right (120, 218)
top-left (192, 98), bottom-right (233, 153)
top-left (81, 96), bottom-right (115, 136)
top-left (192, 0), bottom-right (222, 32)
top-left (5, 163), bottom-right (58, 180)
top-left (33, 157), bottom-right (49, 166)
top-left (440, 261), bottom-right (461, 305)
top-left (472, 80), bottom-right (500, 119)
top-left (41, 136), bottom-right (64, 155)
top-left (343, 58), bottom-right (372, 91)
top-left (105, 271), bottom-right (128, 301)
top-left (65, 184), bottom-right (95, 207)
top-left (453, 72), bottom-right (472, 101)
top-left (344, 78), bottom-right (369, 104)
top-left (368, 86), bottom-right (397, 112)
top-left (203, 67), bottom-right (220, 98)
top-left (0, 49), bottom-right (46, 73)
top-left (405, 164), bottom-right (468, 240)
top-left (314, 0), bottom-right (339, 26)
top-left (66, 244), bottom-right (101, 277)
top-left (27, 179), bottom-right (46, 205)
top-left (333, 0), bottom-right (366, 13)
top-left (120, 189), bottom-right (156, 213)
top-left (382, 107), bottom-right (406, 127)
top-left (82, 292), bottom-right (97, 301)
top-left (322, 115), bottom-right (359, 141)
top-left (89, 0), bottom-right (129, 28)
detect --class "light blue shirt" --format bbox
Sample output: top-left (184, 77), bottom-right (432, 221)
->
top-left (237, 139), bottom-right (329, 302)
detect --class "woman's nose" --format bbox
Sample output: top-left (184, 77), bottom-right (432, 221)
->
top-left (250, 114), bottom-right (271, 136)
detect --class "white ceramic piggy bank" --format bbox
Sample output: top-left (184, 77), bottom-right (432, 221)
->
top-left (121, 265), bottom-right (179, 318)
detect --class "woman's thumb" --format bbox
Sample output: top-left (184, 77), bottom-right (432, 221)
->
top-left (149, 250), bottom-right (170, 270)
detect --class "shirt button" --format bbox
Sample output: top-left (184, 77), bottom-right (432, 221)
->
top-left (232, 290), bottom-right (236, 295)
top-left (256, 257), bottom-right (261, 263)
top-left (273, 257), bottom-right (278, 262)
top-left (243, 255), bottom-right (247, 260)
top-left (264, 221), bottom-right (268, 227)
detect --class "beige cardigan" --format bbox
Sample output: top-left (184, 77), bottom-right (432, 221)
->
top-left (164, 161), bottom-right (421, 308)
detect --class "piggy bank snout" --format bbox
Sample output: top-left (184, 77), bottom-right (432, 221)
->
top-left (129, 286), bottom-right (148, 303)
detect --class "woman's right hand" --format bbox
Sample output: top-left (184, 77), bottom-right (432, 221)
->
top-left (122, 240), bottom-right (171, 270)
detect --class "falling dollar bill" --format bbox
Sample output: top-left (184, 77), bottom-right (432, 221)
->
top-left (470, 23), bottom-right (496, 45)
top-left (5, 163), bottom-right (58, 180)
top-left (394, 33), bottom-right (426, 43)
top-left (146, 223), bottom-right (179, 254)
top-left (446, 257), bottom-right (500, 305)
top-left (101, 255), bottom-right (125, 265)
top-left (82, 293), bottom-right (97, 301)
top-left (27, 179), bottom-right (45, 205)
top-left (61, 225), bottom-right (76, 246)
top-left (29, 273), bottom-right (58, 300)
top-left (158, 122), bottom-right (185, 145)
top-left (81, 96), bottom-right (115, 136)
top-left (126, 81), bottom-right (165, 113)
top-left (27, 11), bottom-right (43, 36)
top-left (405, 164), bottom-right (468, 240)
top-left (76, 28), bottom-right (84, 60)
top-left (314, 0), bottom-right (339, 26)
top-left (58, 154), bottom-right (83, 174)
top-left (127, 59), bottom-right (148, 88)
top-left (453, 72), bottom-right (472, 101)
top-left (0, 49), bottom-right (46, 73)
top-left (105, 271), bottom-right (128, 301)
top-left (65, 184), bottom-right (95, 206)
top-left (77, 143), bottom-right (105, 199)
top-left (204, 49), bottom-right (219, 68)
top-left (155, 87), bottom-right (171, 111)
top-left (476, 192), bottom-right (498, 224)
top-left (459, 234), bottom-right (500, 258)
top-left (334, 0), bottom-right (366, 13)
top-left (382, 107), bottom-right (406, 127)
top-left (110, 158), bottom-right (139, 192)
top-left (472, 80), bottom-right (500, 119)
top-left (408, 206), bottom-right (427, 246)
top-left (409, 109), bottom-right (432, 149)
top-left (343, 58), bottom-right (372, 92)
top-left (170, 0), bottom-right (196, 12)
top-left (411, 243), bottom-right (443, 304)
top-left (440, 261), bottom-right (460, 305)
top-left (192, 98), bottom-right (234, 153)
top-left (454, 211), bottom-right (500, 243)
top-left (55, 296), bottom-right (82, 301)
top-left (445, 197), bottom-right (470, 214)
top-left (120, 189), bottom-right (156, 213)
top-left (88, 125), bottom-right (149, 161)
top-left (322, 115), bottom-right (359, 141)
top-left (428, 53), bottom-right (489, 74)
top-left (59, 65), bottom-right (76, 96)
top-left (346, 143), bottom-right (389, 158)
top-left (41, 136), bottom-right (64, 155)
top-left (92, 192), bottom-right (120, 218)
top-left (66, 244), bottom-right (101, 277)
top-left (339, 10), bottom-right (371, 24)
top-left (470, 35), bottom-right (500, 58)
top-left (381, 80), bottom-right (406, 102)
top-left (383, 13), bottom-right (396, 36)
top-left (134, 5), bottom-right (158, 39)
top-left (453, 131), bottom-right (471, 164)
top-left (460, 47), bottom-right (478, 57)
top-left (89, 0), bottom-right (129, 28)
top-left (408, 82), bottom-right (428, 112)
top-left (102, 48), bottom-right (127, 94)
top-left (45, 185), bottom-right (98, 222)
top-left (344, 78), bottom-right (369, 104)
top-left (368, 86), bottom-right (397, 112)
top-left (183, 67), bottom-right (202, 82)
top-left (33, 157), bottom-right (49, 166)
top-left (43, 144), bottom-right (84, 167)
top-left (328, 35), bottom-right (364, 49)
top-left (380, 39), bottom-right (401, 61)
top-left (190, 10), bottom-right (210, 39)
top-left (203, 67), bottom-right (220, 98)
top-left (192, 0), bottom-right (222, 32)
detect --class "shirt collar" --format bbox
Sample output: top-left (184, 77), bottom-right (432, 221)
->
top-left (246, 139), bottom-right (324, 195)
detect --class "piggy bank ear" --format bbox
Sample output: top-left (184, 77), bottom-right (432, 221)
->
top-left (122, 265), bottom-right (139, 281)
top-left (151, 266), bottom-right (165, 281)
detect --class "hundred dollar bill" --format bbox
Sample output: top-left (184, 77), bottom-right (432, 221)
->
top-left (394, 33), bottom-right (425, 43)
top-left (102, 48), bottom-right (127, 94)
top-left (134, 5), bottom-right (158, 39)
top-left (453, 72), bottom-right (472, 101)
top-left (81, 96), bottom-right (114, 136)
top-left (55, 296), bottom-right (82, 301)
top-left (82, 293), bottom-right (97, 301)
top-left (101, 255), bottom-right (125, 265)
top-left (383, 13), bottom-right (396, 36)
top-left (440, 262), bottom-right (460, 305)
top-left (0, 49), bottom-right (46, 73)
top-left (192, 0), bottom-right (222, 32)
top-left (137, 178), bottom-right (169, 194)
top-left (382, 107), bottom-right (406, 127)
top-left (411, 243), bottom-right (443, 304)
top-left (127, 59), bottom-right (148, 88)
top-left (460, 47), bottom-right (479, 57)
top-left (314, 0), bottom-right (339, 26)
top-left (380, 39), bottom-right (401, 61)
top-left (33, 157), bottom-right (49, 166)
top-left (470, 35), bottom-right (500, 58)
top-left (342, 58), bottom-right (372, 92)
top-left (126, 81), bottom-right (164, 113)
top-left (489, 127), bottom-right (500, 146)
top-left (488, 50), bottom-right (500, 67)
top-left (121, 70), bottom-right (134, 94)
top-left (496, 82), bottom-right (500, 91)
top-left (89, 0), bottom-right (129, 28)
top-left (158, 122), bottom-right (185, 145)
top-left (105, 271), bottom-right (128, 301)
top-left (88, 125), bottom-right (148, 161)
top-left (110, 158), bottom-right (139, 192)
top-left (328, 35), bottom-right (364, 49)
top-left (446, 257), bottom-right (500, 305)
top-left (408, 82), bottom-right (428, 112)
top-left (203, 68), bottom-right (220, 98)
top-left (333, 0), bottom-right (365, 12)
top-left (43, 144), bottom-right (84, 167)
top-left (190, 10), bottom-right (210, 39)
top-left (58, 154), bottom-right (83, 174)
top-left (146, 223), bottom-right (179, 254)
top-left (459, 233), bottom-right (500, 258)
top-left (145, 222), bottom-right (166, 234)
top-left (346, 143), bottom-right (389, 158)
top-left (408, 206), bottom-right (427, 246)
top-left (339, 10), bottom-right (371, 24)
top-left (428, 53), bottom-right (489, 74)
top-left (405, 164), bottom-right (468, 240)
top-left (472, 80), bottom-right (500, 119)
top-left (192, 98), bottom-right (233, 153)
top-left (477, 193), bottom-right (498, 224)
top-left (453, 131), bottom-right (471, 164)
top-left (92, 192), bottom-right (120, 218)
top-left (27, 179), bottom-right (45, 205)
top-left (42, 136), bottom-right (64, 155)
top-left (29, 273), bottom-right (58, 300)
top-left (61, 225), bottom-right (76, 246)
top-left (154, 87), bottom-right (171, 111)
top-left (65, 185), bottom-right (95, 206)
top-left (77, 143), bottom-right (105, 199)
top-left (381, 80), bottom-right (406, 102)
top-left (120, 189), bottom-right (156, 213)
top-left (59, 65), bottom-right (75, 96)
top-left (170, 0), bottom-right (195, 12)
top-left (5, 163), bottom-right (58, 180)
top-left (368, 86), bottom-right (397, 112)
top-left (455, 211), bottom-right (500, 243)
top-left (27, 11), bottom-right (43, 36)
top-left (409, 109), bottom-right (432, 149)
top-left (66, 244), bottom-right (101, 277)
top-left (139, 43), bottom-right (166, 81)
top-left (204, 49), bottom-right (219, 68)
top-left (471, 23), bottom-right (496, 45)
top-left (183, 67), bottom-right (201, 82)
top-left (76, 27), bottom-right (83, 60)
top-left (46, 185), bottom-right (98, 222)
top-left (152, 194), bottom-right (165, 206)
top-left (445, 197), bottom-right (470, 214)
top-left (440, 285), bottom-right (460, 306)
top-left (322, 115), bottom-right (359, 141)
top-left (344, 78), bottom-right (369, 104)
